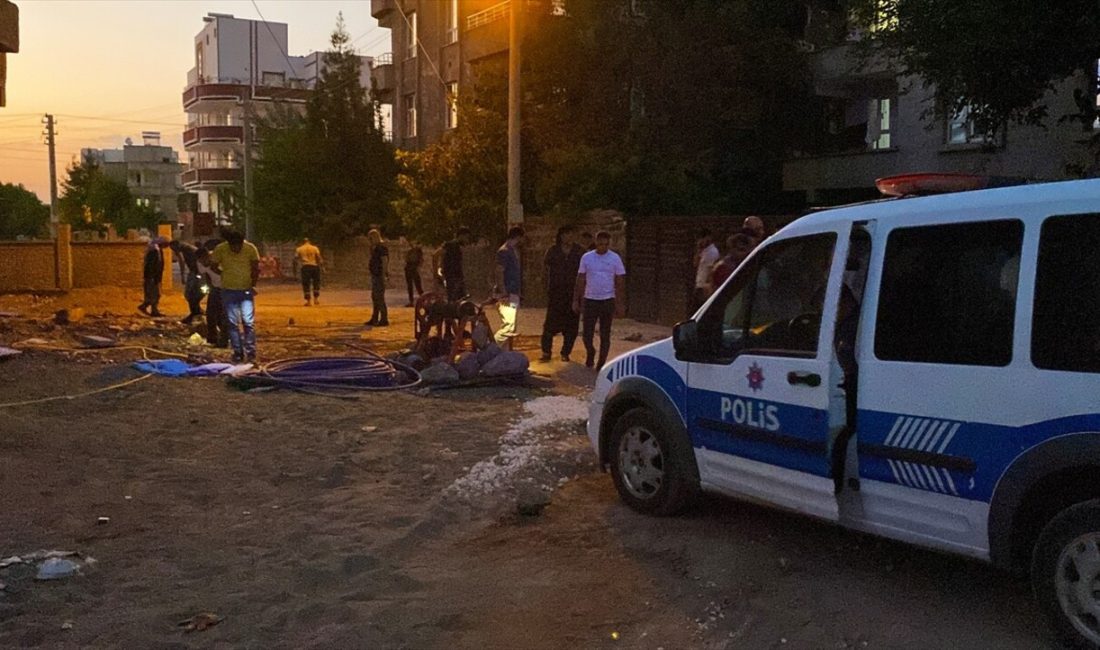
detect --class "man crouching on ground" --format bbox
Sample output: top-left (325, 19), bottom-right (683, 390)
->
top-left (210, 230), bottom-right (261, 363)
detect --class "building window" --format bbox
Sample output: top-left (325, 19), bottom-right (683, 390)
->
top-left (630, 0), bottom-right (646, 17)
top-left (875, 220), bottom-right (1023, 367)
top-left (445, 0), bottom-right (459, 44)
top-left (1032, 213), bottom-right (1100, 372)
top-left (446, 82), bottom-right (458, 130)
top-left (261, 71), bottom-right (286, 87)
top-left (406, 11), bottom-right (418, 59)
top-left (947, 105), bottom-right (994, 145)
top-left (867, 97), bottom-right (893, 150)
top-left (196, 44), bottom-right (204, 80)
top-left (551, 0), bottom-right (567, 16)
top-left (405, 94), bottom-right (417, 138)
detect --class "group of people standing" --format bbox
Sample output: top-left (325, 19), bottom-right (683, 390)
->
top-left (690, 216), bottom-right (767, 314)
top-left (139, 230), bottom-right (261, 364)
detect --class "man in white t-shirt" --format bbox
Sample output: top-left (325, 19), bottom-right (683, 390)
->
top-left (692, 228), bottom-right (720, 315)
top-left (572, 231), bottom-right (626, 370)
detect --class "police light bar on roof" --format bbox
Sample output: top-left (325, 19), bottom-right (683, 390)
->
top-left (875, 172), bottom-right (1030, 197)
top-left (875, 173), bottom-right (987, 197)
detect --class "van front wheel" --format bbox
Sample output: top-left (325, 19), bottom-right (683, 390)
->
top-left (1033, 500), bottom-right (1100, 648)
top-left (608, 407), bottom-right (697, 516)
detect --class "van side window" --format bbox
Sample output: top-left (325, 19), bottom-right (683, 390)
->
top-left (698, 233), bottom-right (836, 359)
top-left (1033, 213), bottom-right (1100, 372)
top-left (875, 220), bottom-right (1023, 366)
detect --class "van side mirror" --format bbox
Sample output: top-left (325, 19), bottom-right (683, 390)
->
top-left (673, 320), bottom-right (699, 361)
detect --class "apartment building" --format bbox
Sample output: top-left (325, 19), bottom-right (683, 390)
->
top-left (0, 0), bottom-right (18, 107)
top-left (182, 13), bottom-right (374, 217)
top-left (82, 132), bottom-right (185, 222)
top-left (783, 8), bottom-right (1096, 207)
top-left (371, 0), bottom-right (562, 150)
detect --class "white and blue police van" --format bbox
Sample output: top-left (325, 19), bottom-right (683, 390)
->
top-left (588, 174), bottom-right (1100, 647)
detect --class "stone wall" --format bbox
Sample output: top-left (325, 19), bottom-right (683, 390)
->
top-left (0, 224), bottom-right (173, 294)
top-left (0, 241), bottom-right (58, 292)
top-left (71, 241), bottom-right (149, 289)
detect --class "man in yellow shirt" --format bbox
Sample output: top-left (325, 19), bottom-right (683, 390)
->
top-left (295, 237), bottom-right (324, 306)
top-left (211, 230), bottom-right (261, 363)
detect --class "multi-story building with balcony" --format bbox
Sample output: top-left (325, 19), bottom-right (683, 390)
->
top-left (81, 132), bottom-right (185, 223)
top-left (371, 0), bottom-right (562, 150)
top-left (783, 6), bottom-right (1097, 207)
top-left (182, 13), bottom-right (374, 218)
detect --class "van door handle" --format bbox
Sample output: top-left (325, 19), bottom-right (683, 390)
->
top-left (787, 371), bottom-right (821, 387)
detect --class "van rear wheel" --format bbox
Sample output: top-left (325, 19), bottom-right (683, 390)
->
top-left (1032, 500), bottom-right (1100, 648)
top-left (608, 407), bottom-right (697, 516)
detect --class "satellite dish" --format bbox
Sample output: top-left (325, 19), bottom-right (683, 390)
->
top-left (125, 137), bottom-right (133, 146)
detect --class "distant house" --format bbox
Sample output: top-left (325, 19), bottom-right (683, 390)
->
top-left (783, 4), bottom-right (1097, 208)
top-left (82, 132), bottom-right (186, 223)
top-left (181, 13), bottom-right (375, 220)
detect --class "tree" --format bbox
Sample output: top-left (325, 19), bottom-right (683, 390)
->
top-left (849, 0), bottom-right (1100, 135)
top-left (523, 0), bottom-right (815, 216)
top-left (394, 62), bottom-right (509, 243)
top-left (58, 155), bottom-right (157, 233)
top-left (0, 182), bottom-right (49, 239)
top-left (253, 14), bottom-right (399, 244)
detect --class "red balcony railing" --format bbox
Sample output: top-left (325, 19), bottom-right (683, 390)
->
top-left (183, 82), bottom-right (310, 110)
top-left (181, 167), bottom-right (243, 187)
top-left (183, 125), bottom-right (244, 147)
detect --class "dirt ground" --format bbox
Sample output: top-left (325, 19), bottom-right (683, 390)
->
top-left (0, 283), bottom-right (1055, 648)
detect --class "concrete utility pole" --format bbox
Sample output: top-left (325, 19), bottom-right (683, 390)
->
top-left (43, 113), bottom-right (58, 232)
top-left (506, 0), bottom-right (523, 224)
top-left (241, 98), bottom-right (255, 242)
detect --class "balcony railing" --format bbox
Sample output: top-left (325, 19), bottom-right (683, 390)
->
top-left (181, 167), bottom-right (243, 187)
top-left (467, 0), bottom-right (510, 30)
top-left (183, 79), bottom-right (312, 109)
top-left (375, 52), bottom-right (393, 66)
top-left (183, 125), bottom-right (244, 147)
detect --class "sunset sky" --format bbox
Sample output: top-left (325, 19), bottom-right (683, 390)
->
top-left (0, 0), bottom-right (387, 202)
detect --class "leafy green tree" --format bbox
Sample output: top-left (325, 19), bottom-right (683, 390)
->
top-left (524, 0), bottom-right (814, 216)
top-left (0, 182), bottom-right (50, 239)
top-left (58, 155), bottom-right (157, 233)
top-left (253, 14), bottom-right (399, 244)
top-left (849, 0), bottom-right (1100, 135)
top-left (394, 66), bottom-right (508, 243)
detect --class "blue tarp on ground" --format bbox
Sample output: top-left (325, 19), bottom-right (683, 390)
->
top-left (131, 360), bottom-right (235, 377)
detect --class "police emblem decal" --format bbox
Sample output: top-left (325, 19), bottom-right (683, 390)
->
top-left (746, 362), bottom-right (765, 392)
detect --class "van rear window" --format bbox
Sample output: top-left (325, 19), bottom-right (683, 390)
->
top-left (875, 220), bottom-right (1023, 367)
top-left (1033, 213), bottom-right (1100, 372)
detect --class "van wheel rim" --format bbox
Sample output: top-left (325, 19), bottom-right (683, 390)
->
top-left (617, 426), bottom-right (664, 500)
top-left (1056, 533), bottom-right (1100, 645)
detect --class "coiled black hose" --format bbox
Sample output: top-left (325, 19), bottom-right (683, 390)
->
top-left (257, 355), bottom-right (422, 392)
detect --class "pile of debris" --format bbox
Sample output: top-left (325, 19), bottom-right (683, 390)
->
top-left (394, 321), bottom-right (529, 386)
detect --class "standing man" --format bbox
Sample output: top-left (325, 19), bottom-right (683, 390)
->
top-left (367, 229), bottom-right (390, 327)
top-left (711, 232), bottom-right (754, 289)
top-left (169, 240), bottom-right (204, 324)
top-left (138, 237), bottom-right (168, 317)
top-left (295, 237), bottom-right (323, 306)
top-left (743, 216), bottom-right (766, 247)
top-left (493, 226), bottom-right (525, 350)
top-left (210, 230), bottom-right (260, 363)
top-left (404, 240), bottom-right (424, 307)
top-left (692, 228), bottom-right (720, 315)
top-left (540, 225), bottom-right (582, 362)
top-left (433, 226), bottom-right (471, 302)
top-left (196, 242), bottom-right (228, 348)
top-left (573, 231), bottom-right (626, 370)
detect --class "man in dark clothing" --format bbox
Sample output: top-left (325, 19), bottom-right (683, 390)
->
top-left (404, 241), bottom-right (424, 307)
top-left (434, 226), bottom-right (471, 302)
top-left (367, 229), bottom-right (390, 327)
top-left (540, 225), bottom-right (583, 362)
top-left (170, 240), bottom-right (204, 324)
top-left (138, 237), bottom-right (168, 317)
top-left (196, 243), bottom-right (228, 347)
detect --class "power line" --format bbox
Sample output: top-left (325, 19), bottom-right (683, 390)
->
top-left (250, 0), bottom-right (304, 79)
top-left (55, 113), bottom-right (183, 128)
